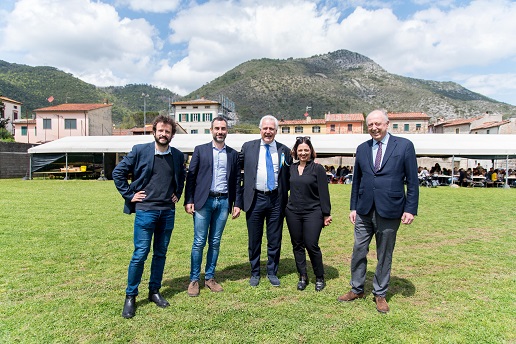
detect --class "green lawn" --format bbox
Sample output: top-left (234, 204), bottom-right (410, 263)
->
top-left (0, 180), bottom-right (514, 343)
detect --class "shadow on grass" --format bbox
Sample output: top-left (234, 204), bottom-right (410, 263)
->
top-left (160, 258), bottom-right (340, 297)
top-left (362, 271), bottom-right (416, 300)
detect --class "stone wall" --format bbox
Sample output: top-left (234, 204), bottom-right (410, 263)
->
top-left (0, 142), bottom-right (33, 179)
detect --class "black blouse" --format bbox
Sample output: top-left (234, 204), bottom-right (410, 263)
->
top-left (286, 160), bottom-right (331, 216)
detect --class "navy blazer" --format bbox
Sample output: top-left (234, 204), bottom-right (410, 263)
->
top-left (113, 142), bottom-right (186, 214)
top-left (350, 134), bottom-right (419, 219)
top-left (183, 142), bottom-right (243, 211)
top-left (239, 139), bottom-right (292, 213)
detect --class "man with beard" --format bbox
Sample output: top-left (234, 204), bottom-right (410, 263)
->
top-left (239, 115), bottom-right (292, 287)
top-left (184, 116), bottom-right (243, 296)
top-left (113, 115), bottom-right (185, 319)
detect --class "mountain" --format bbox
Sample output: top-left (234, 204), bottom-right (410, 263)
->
top-left (1, 50), bottom-right (515, 126)
top-left (185, 50), bottom-right (516, 123)
top-left (0, 60), bottom-right (178, 124)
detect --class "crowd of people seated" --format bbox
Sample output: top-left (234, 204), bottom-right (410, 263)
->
top-left (417, 162), bottom-right (516, 187)
top-left (324, 165), bottom-right (353, 184)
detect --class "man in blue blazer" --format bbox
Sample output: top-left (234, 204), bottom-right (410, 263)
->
top-left (338, 109), bottom-right (419, 313)
top-left (113, 115), bottom-right (185, 319)
top-left (184, 116), bottom-right (243, 296)
top-left (239, 115), bottom-right (292, 287)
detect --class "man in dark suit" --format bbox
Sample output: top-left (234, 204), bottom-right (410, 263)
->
top-left (113, 115), bottom-right (185, 319)
top-left (239, 115), bottom-right (292, 287)
top-left (184, 116), bottom-right (243, 297)
top-left (338, 109), bottom-right (419, 313)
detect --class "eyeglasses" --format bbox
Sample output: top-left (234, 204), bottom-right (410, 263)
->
top-left (296, 136), bottom-right (311, 141)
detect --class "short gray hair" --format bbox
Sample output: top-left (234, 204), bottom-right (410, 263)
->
top-left (259, 115), bottom-right (279, 130)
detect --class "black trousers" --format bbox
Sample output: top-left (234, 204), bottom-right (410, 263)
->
top-left (285, 207), bottom-right (324, 278)
top-left (246, 192), bottom-right (283, 276)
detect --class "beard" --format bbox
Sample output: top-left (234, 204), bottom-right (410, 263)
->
top-left (154, 134), bottom-right (171, 148)
top-left (212, 133), bottom-right (226, 143)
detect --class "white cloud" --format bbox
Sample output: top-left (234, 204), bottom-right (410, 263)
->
top-left (0, 0), bottom-right (160, 86)
top-left (1, 0), bottom-right (516, 105)
top-left (115, 0), bottom-right (181, 13)
top-left (462, 73), bottom-right (516, 104)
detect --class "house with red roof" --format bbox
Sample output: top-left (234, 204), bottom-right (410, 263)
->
top-left (278, 115), bottom-right (327, 135)
top-left (0, 95), bottom-right (22, 135)
top-left (325, 113), bottom-right (365, 134)
top-left (14, 103), bottom-right (113, 144)
top-left (387, 112), bottom-right (430, 134)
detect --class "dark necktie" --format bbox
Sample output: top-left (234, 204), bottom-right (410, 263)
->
top-left (265, 144), bottom-right (275, 190)
top-left (374, 141), bottom-right (382, 172)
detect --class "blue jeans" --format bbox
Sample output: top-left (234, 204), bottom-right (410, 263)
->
top-left (126, 209), bottom-right (175, 296)
top-left (190, 196), bottom-right (229, 281)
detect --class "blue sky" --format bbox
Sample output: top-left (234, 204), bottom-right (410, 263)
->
top-left (1, 0), bottom-right (516, 109)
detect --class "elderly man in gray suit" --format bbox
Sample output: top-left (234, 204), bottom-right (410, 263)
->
top-left (338, 109), bottom-right (419, 313)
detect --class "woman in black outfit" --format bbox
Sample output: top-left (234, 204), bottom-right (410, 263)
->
top-left (285, 136), bottom-right (332, 291)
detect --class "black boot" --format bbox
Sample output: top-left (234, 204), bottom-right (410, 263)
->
top-left (297, 274), bottom-right (309, 291)
top-left (149, 289), bottom-right (170, 308)
top-left (315, 277), bottom-right (325, 292)
top-left (122, 295), bottom-right (136, 319)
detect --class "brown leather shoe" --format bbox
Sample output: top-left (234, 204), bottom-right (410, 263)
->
top-left (205, 278), bottom-right (223, 292)
top-left (374, 296), bottom-right (389, 313)
top-left (337, 290), bottom-right (365, 302)
top-left (187, 281), bottom-right (200, 297)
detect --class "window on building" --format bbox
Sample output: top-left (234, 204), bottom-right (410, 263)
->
top-left (486, 129), bottom-right (490, 134)
top-left (393, 124), bottom-right (398, 130)
top-left (347, 124), bottom-right (352, 132)
top-left (14, 105), bottom-right (18, 109)
top-left (282, 127), bottom-right (290, 134)
top-left (204, 129), bottom-right (210, 134)
top-left (455, 128), bottom-right (460, 134)
top-left (416, 124), bottom-right (421, 131)
top-left (330, 124), bottom-right (335, 132)
top-left (181, 106), bottom-right (187, 109)
top-left (43, 118), bottom-right (52, 129)
top-left (180, 114), bottom-right (188, 122)
top-left (312, 126), bottom-right (320, 133)
top-left (205, 106), bottom-right (211, 109)
top-left (34, 127), bottom-right (37, 136)
top-left (64, 119), bottom-right (77, 130)
top-left (203, 113), bottom-right (212, 122)
top-left (404, 124), bottom-right (409, 131)
top-left (193, 106), bottom-right (198, 109)
top-left (192, 113), bottom-right (200, 122)
top-left (295, 126), bottom-right (303, 134)
top-left (191, 129), bottom-right (198, 134)
top-left (21, 126), bottom-right (27, 136)
top-left (13, 111), bottom-right (18, 120)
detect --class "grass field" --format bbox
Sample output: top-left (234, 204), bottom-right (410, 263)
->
top-left (0, 179), bottom-right (515, 343)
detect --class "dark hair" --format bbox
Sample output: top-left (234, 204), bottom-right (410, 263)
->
top-left (152, 115), bottom-right (177, 136)
top-left (211, 116), bottom-right (228, 128)
top-left (291, 136), bottom-right (317, 160)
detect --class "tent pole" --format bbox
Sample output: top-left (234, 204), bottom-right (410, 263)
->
top-left (450, 155), bottom-right (455, 186)
top-left (64, 153), bottom-right (68, 180)
top-left (504, 155), bottom-right (510, 189)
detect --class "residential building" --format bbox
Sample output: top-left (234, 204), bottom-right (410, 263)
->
top-left (172, 97), bottom-right (227, 134)
top-left (430, 113), bottom-right (511, 134)
top-left (325, 113), bottom-right (364, 134)
top-left (388, 112), bottom-right (430, 134)
top-left (278, 115), bottom-right (326, 135)
top-left (0, 95), bottom-right (22, 135)
top-left (14, 103), bottom-right (113, 143)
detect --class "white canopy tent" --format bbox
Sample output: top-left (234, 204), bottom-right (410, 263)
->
top-left (28, 133), bottom-right (516, 159)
